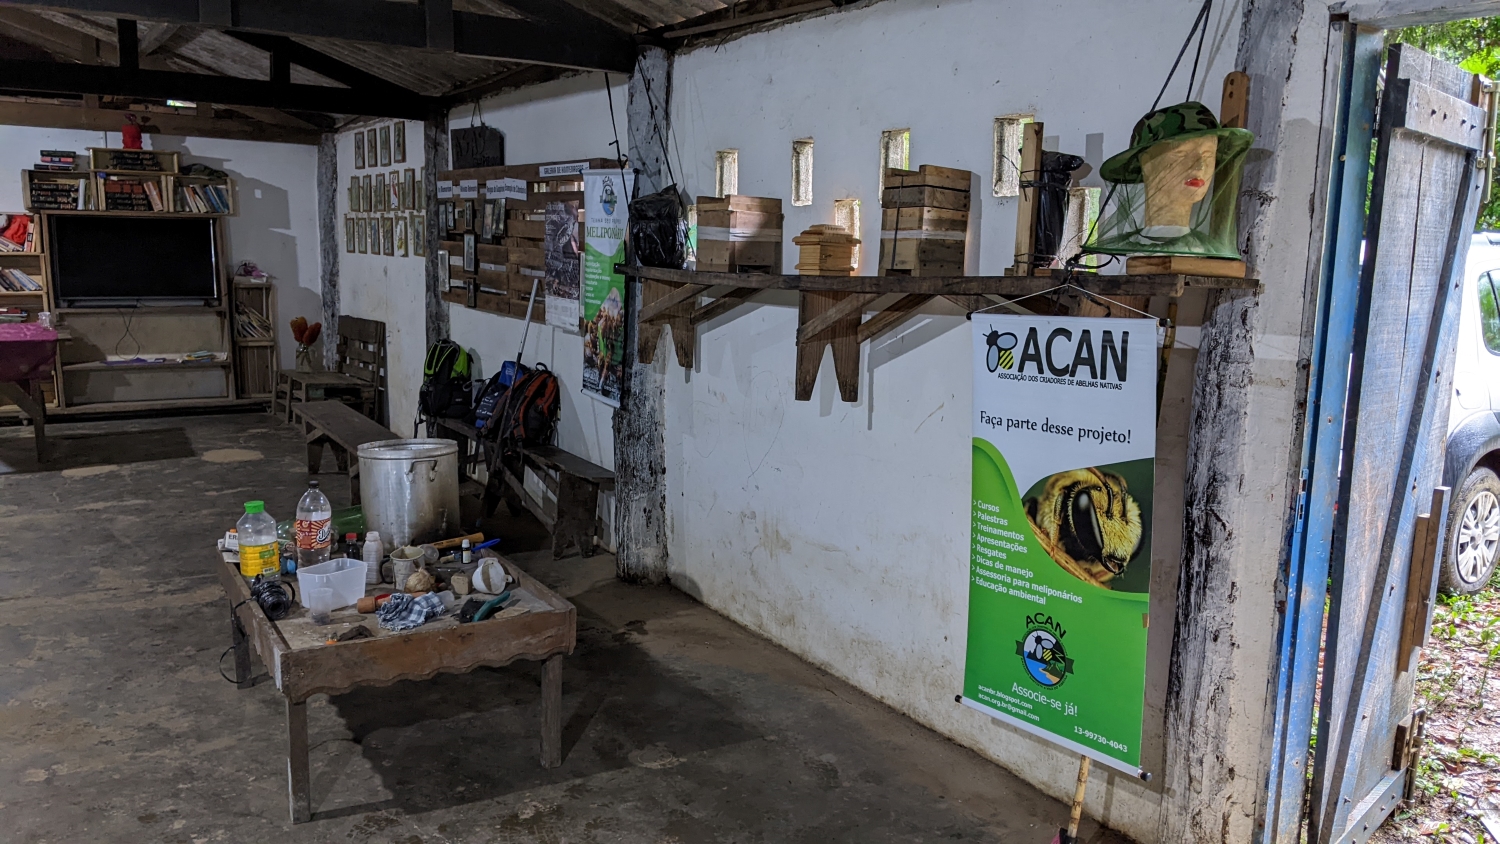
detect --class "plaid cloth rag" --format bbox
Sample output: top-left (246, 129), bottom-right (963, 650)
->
top-left (376, 592), bottom-right (445, 631)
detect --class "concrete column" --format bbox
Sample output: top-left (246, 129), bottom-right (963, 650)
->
top-left (317, 132), bottom-right (339, 368)
top-left (615, 47), bottom-right (672, 584)
top-left (424, 116), bottom-right (451, 348)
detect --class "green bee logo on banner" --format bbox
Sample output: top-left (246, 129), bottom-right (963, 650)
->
top-left (1017, 614), bottom-right (1074, 688)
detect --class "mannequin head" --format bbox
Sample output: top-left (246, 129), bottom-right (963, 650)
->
top-left (1138, 134), bottom-right (1217, 238)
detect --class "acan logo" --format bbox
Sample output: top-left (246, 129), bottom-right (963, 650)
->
top-left (984, 328), bottom-right (1019, 372)
top-left (599, 176), bottom-right (619, 216)
top-left (1015, 613), bottom-right (1074, 688)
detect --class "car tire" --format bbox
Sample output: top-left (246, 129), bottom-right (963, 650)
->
top-left (1441, 466), bottom-right (1500, 594)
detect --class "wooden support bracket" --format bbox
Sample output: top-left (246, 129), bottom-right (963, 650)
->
top-left (637, 279), bottom-right (704, 367)
top-left (796, 291), bottom-right (867, 402)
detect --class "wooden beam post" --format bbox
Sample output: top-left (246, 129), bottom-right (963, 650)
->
top-left (115, 18), bottom-right (138, 70)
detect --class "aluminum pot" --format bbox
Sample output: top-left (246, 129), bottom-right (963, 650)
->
top-left (357, 439), bottom-right (460, 548)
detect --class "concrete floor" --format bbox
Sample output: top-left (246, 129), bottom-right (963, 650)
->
top-left (0, 413), bottom-right (1128, 844)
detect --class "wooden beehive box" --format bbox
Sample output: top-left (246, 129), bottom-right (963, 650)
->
top-left (879, 165), bottom-right (970, 276)
top-left (792, 225), bottom-right (860, 276)
top-left (696, 195), bottom-right (783, 272)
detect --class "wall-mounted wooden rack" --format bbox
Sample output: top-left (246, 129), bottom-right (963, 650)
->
top-left (621, 266), bottom-right (1261, 402)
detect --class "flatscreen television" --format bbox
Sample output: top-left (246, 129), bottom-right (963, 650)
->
top-left (49, 216), bottom-right (220, 307)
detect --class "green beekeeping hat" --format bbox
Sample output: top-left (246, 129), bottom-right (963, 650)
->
top-left (1099, 101), bottom-right (1255, 184)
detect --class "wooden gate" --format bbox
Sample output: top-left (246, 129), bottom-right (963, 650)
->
top-left (1301, 42), bottom-right (1486, 844)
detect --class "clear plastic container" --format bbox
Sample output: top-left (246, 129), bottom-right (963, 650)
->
top-left (294, 480), bottom-right (333, 569)
top-left (237, 501), bottom-right (279, 579)
top-left (296, 558), bottom-right (366, 610)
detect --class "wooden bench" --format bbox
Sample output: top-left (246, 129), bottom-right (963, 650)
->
top-left (293, 400), bottom-right (398, 503)
top-left (486, 443), bottom-right (615, 559)
top-left (271, 317), bottom-right (388, 424)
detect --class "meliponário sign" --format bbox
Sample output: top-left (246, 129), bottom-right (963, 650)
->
top-left (581, 169), bottom-right (632, 406)
top-left (962, 314), bottom-right (1158, 775)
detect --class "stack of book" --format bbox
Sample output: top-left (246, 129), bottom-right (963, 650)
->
top-left (35, 150), bottom-right (77, 171)
top-left (28, 179), bottom-right (85, 210)
top-left (0, 307), bottom-right (30, 323)
top-left (99, 175), bottom-right (159, 211)
top-left (0, 214), bottom-right (35, 252)
top-left (0, 268), bottom-right (44, 292)
top-left (177, 184), bottom-right (231, 213)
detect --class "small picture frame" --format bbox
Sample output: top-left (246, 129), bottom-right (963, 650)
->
top-left (389, 170), bottom-right (401, 211)
top-left (368, 217), bottom-right (379, 254)
top-left (353, 135), bottom-right (365, 169)
top-left (379, 126), bottom-right (391, 167)
top-left (463, 200), bottom-right (476, 233)
top-left (362, 175), bottom-right (372, 212)
top-left (345, 215), bottom-right (355, 252)
top-left (365, 129), bottom-right (377, 167)
top-left (403, 169), bottom-right (416, 211)
top-left (382, 216), bottom-right (395, 256)
top-left (411, 213), bottom-right (426, 257)
top-left (395, 215), bottom-right (408, 257)
top-left (463, 232), bottom-right (477, 273)
top-left (438, 250), bottom-right (449, 285)
top-left (356, 216), bottom-right (368, 253)
top-left (374, 173), bottom-right (387, 212)
top-left (393, 121), bottom-right (406, 163)
top-left (349, 175), bottom-right (361, 212)
top-left (417, 167), bottom-right (425, 211)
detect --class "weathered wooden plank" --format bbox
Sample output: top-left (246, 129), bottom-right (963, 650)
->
top-left (796, 293), bottom-right (875, 342)
top-left (541, 654), bottom-right (563, 768)
top-left (286, 699), bottom-right (311, 823)
top-left (689, 286), bottom-right (759, 325)
top-left (794, 290), bottom-right (863, 402)
top-left (638, 281), bottom-right (705, 324)
top-left (856, 294), bottom-right (932, 344)
top-left (1392, 78), bottom-right (1487, 150)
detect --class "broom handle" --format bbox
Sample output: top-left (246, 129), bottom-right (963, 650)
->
top-left (518, 277), bottom-right (539, 364)
top-left (1067, 755), bottom-right (1092, 838)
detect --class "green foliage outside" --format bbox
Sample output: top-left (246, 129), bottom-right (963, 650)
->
top-left (1392, 19), bottom-right (1500, 230)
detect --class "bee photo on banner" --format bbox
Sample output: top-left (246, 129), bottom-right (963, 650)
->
top-left (1023, 462), bottom-right (1150, 592)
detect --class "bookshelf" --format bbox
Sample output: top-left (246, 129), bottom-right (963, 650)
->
top-left (232, 279), bottom-right (277, 398)
top-left (0, 213), bottom-right (61, 412)
top-left (3, 148), bottom-right (252, 416)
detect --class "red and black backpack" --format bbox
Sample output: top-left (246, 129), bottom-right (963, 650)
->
top-left (482, 363), bottom-right (560, 452)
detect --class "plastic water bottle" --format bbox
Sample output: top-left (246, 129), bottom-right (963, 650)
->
top-left (237, 501), bottom-right (279, 579)
top-left (294, 480), bottom-right (333, 569)
top-left (362, 531), bottom-right (383, 585)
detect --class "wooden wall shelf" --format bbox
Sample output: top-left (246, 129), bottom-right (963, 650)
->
top-left (620, 265), bottom-right (1260, 402)
top-left (62, 359), bottom-right (231, 373)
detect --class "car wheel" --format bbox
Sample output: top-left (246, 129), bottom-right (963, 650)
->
top-left (1441, 466), bottom-right (1500, 594)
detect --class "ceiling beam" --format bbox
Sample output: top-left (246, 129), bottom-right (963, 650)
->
top-left (0, 0), bottom-right (638, 71)
top-left (0, 96), bottom-right (322, 142)
top-left (115, 17), bottom-right (137, 67)
top-left (0, 58), bottom-right (437, 117)
top-left (137, 21), bottom-right (180, 54)
top-left (223, 31), bottom-right (418, 97)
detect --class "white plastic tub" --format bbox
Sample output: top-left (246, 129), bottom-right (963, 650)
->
top-left (296, 558), bottom-right (367, 610)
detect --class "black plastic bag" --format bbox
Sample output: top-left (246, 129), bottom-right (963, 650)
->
top-left (629, 185), bottom-right (689, 269)
top-left (1033, 151), bottom-right (1085, 267)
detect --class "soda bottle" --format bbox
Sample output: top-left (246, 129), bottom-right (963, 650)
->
top-left (294, 480), bottom-right (333, 569)
top-left (237, 501), bottom-right (279, 579)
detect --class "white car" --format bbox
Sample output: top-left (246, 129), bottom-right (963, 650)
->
top-left (1440, 232), bottom-right (1500, 593)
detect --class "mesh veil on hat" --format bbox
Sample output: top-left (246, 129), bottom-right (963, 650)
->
top-left (1099, 101), bottom-right (1254, 185)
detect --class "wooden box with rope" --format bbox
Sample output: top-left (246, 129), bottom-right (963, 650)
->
top-left (695, 195), bottom-right (783, 272)
top-left (879, 165), bottom-right (971, 277)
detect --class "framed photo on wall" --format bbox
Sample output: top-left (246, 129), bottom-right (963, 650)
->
top-left (349, 176), bottom-right (360, 212)
top-left (379, 126), bottom-right (391, 166)
top-left (417, 167), bottom-right (425, 211)
top-left (393, 121), bottom-right (406, 163)
top-left (394, 215), bottom-right (408, 257)
top-left (356, 216), bottom-right (367, 253)
top-left (368, 217), bottom-right (379, 255)
top-left (463, 232), bottom-right (476, 272)
top-left (374, 173), bottom-right (387, 212)
top-left (362, 174), bottom-right (372, 212)
top-left (389, 170), bottom-right (401, 210)
top-left (411, 213), bottom-right (426, 257)
top-left (403, 169), bottom-right (416, 210)
top-left (354, 137), bottom-right (364, 169)
top-left (382, 216), bottom-right (395, 256)
top-left (345, 216), bottom-right (355, 252)
top-left (365, 129), bottom-right (377, 167)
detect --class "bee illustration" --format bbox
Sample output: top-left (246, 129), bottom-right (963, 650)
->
top-left (985, 328), bottom-right (1018, 372)
top-left (1025, 467), bottom-right (1144, 588)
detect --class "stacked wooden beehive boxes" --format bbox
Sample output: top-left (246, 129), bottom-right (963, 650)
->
top-left (695, 195), bottom-right (783, 272)
top-left (792, 225), bottom-right (859, 276)
top-left (878, 165), bottom-right (971, 276)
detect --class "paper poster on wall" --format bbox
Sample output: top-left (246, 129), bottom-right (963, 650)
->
top-left (544, 200), bottom-right (582, 333)
top-left (961, 314), bottom-right (1158, 776)
top-left (580, 169), bottom-right (633, 406)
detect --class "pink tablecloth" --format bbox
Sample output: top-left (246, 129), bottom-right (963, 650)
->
top-left (0, 323), bottom-right (58, 383)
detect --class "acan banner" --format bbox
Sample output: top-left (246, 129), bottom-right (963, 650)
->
top-left (581, 169), bottom-right (632, 406)
top-left (962, 314), bottom-right (1158, 775)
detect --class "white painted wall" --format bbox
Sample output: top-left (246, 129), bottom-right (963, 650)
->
top-left (0, 126), bottom-right (319, 369)
top-left (659, 1), bottom-right (1245, 840)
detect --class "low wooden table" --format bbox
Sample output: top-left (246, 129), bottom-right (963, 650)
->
top-left (0, 323), bottom-right (57, 462)
top-left (216, 551), bottom-right (576, 823)
top-left (272, 369), bottom-right (377, 423)
top-left (292, 400), bottom-right (398, 503)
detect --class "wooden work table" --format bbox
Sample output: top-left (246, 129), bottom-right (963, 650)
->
top-left (215, 551), bottom-right (576, 823)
